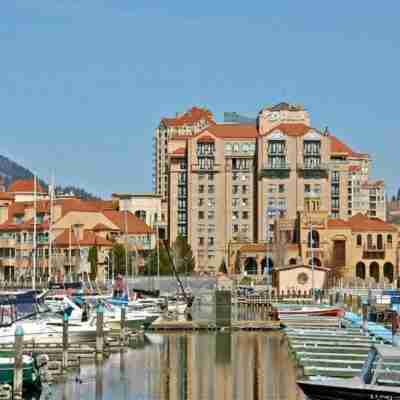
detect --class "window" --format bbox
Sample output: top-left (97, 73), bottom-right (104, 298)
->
top-left (242, 185), bottom-right (248, 194)
top-left (232, 198), bottom-right (239, 208)
top-left (233, 224), bottom-right (239, 233)
top-left (387, 234), bottom-right (393, 248)
top-left (305, 184), bottom-right (311, 193)
top-left (198, 211), bottom-right (205, 220)
top-left (377, 234), bottom-right (383, 250)
top-left (232, 211), bottom-right (239, 220)
top-left (179, 161), bottom-right (187, 170)
top-left (367, 234), bottom-right (373, 248)
top-left (232, 172), bottom-right (239, 181)
top-left (233, 185), bottom-right (239, 195)
top-left (241, 174), bottom-right (248, 181)
top-left (197, 142), bottom-right (215, 156)
top-left (198, 198), bottom-right (204, 207)
top-left (208, 185), bottom-right (214, 194)
top-left (242, 198), bottom-right (248, 207)
top-left (198, 237), bottom-right (204, 246)
top-left (208, 198), bottom-right (215, 208)
top-left (356, 235), bottom-right (362, 247)
top-left (241, 224), bottom-right (249, 233)
top-left (208, 173), bottom-right (214, 181)
top-left (208, 237), bottom-right (215, 246)
top-left (278, 198), bottom-right (287, 210)
top-left (278, 184), bottom-right (285, 193)
top-left (199, 158), bottom-right (214, 170)
top-left (242, 211), bottom-right (249, 219)
top-left (208, 225), bottom-right (215, 234)
top-left (208, 210), bottom-right (215, 219)
top-left (199, 185), bottom-right (205, 194)
top-left (268, 184), bottom-right (277, 193)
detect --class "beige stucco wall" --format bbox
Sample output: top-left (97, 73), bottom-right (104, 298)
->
top-left (279, 266), bottom-right (326, 292)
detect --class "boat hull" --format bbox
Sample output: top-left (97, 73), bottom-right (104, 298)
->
top-left (298, 381), bottom-right (400, 400)
top-left (279, 307), bottom-right (344, 317)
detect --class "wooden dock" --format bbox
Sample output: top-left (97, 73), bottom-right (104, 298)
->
top-left (284, 314), bottom-right (388, 378)
top-left (147, 319), bottom-right (282, 332)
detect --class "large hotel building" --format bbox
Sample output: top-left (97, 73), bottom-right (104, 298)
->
top-left (156, 103), bottom-right (394, 283)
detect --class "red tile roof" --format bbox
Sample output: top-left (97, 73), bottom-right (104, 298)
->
top-left (161, 107), bottom-right (214, 128)
top-left (330, 135), bottom-right (357, 155)
top-left (0, 192), bottom-right (14, 201)
top-left (204, 124), bottom-right (258, 139)
top-left (0, 219), bottom-right (49, 231)
top-left (327, 219), bottom-right (350, 229)
top-left (102, 210), bottom-right (153, 234)
top-left (92, 223), bottom-right (118, 231)
top-left (8, 179), bottom-right (45, 193)
top-left (170, 147), bottom-right (186, 157)
top-left (264, 123), bottom-right (312, 137)
top-left (197, 134), bottom-right (215, 143)
top-left (328, 214), bottom-right (396, 232)
top-left (53, 229), bottom-right (113, 247)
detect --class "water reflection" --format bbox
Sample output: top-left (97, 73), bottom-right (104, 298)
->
top-left (51, 332), bottom-right (304, 400)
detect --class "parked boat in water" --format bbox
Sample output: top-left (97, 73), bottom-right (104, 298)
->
top-left (297, 344), bottom-right (400, 400)
top-left (279, 306), bottom-right (344, 318)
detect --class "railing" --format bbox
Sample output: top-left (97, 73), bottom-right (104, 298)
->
top-left (262, 162), bottom-right (290, 170)
top-left (297, 162), bottom-right (329, 171)
top-left (362, 244), bottom-right (385, 259)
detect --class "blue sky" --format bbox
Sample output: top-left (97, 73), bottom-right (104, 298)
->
top-left (0, 1), bottom-right (399, 198)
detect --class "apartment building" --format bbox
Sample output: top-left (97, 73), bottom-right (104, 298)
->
top-left (153, 107), bottom-right (214, 199)
top-left (0, 194), bottom-right (154, 281)
top-left (167, 102), bottom-right (388, 276)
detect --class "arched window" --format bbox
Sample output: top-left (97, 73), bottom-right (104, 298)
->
top-left (369, 262), bottom-right (380, 282)
top-left (387, 234), bottom-right (393, 248)
top-left (367, 234), bottom-right (373, 249)
top-left (377, 234), bottom-right (383, 250)
top-left (261, 257), bottom-right (273, 275)
top-left (307, 230), bottom-right (320, 249)
top-left (289, 258), bottom-right (297, 265)
top-left (383, 262), bottom-right (394, 283)
top-left (356, 262), bottom-right (366, 280)
top-left (356, 235), bottom-right (362, 247)
top-left (309, 258), bottom-right (322, 267)
top-left (244, 258), bottom-right (257, 275)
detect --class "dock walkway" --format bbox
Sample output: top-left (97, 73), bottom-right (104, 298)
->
top-left (284, 315), bottom-right (387, 378)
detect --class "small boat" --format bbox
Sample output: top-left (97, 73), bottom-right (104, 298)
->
top-left (0, 354), bottom-right (41, 397)
top-left (297, 344), bottom-right (400, 400)
top-left (279, 306), bottom-right (344, 317)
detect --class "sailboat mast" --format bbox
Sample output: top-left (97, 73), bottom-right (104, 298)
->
top-left (32, 175), bottom-right (37, 290)
top-left (48, 174), bottom-right (54, 281)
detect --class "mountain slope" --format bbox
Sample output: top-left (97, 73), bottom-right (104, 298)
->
top-left (0, 154), bottom-right (98, 200)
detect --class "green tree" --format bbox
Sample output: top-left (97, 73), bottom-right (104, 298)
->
top-left (172, 235), bottom-right (195, 275)
top-left (219, 258), bottom-right (228, 274)
top-left (88, 246), bottom-right (98, 281)
top-left (144, 245), bottom-right (172, 276)
top-left (112, 243), bottom-right (126, 276)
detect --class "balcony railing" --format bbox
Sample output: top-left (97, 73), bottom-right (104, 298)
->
top-left (362, 244), bottom-right (385, 259)
top-left (260, 162), bottom-right (290, 179)
top-left (298, 162), bottom-right (329, 171)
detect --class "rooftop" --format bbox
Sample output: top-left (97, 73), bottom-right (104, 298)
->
top-left (8, 179), bottom-right (46, 194)
top-left (161, 107), bottom-right (214, 128)
top-left (202, 124), bottom-right (258, 139)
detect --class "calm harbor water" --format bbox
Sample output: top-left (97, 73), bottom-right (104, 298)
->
top-left (47, 331), bottom-right (304, 400)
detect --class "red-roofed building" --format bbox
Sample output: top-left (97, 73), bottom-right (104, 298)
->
top-left (154, 106), bottom-right (215, 205)
top-left (0, 196), bottom-right (155, 282)
top-left (164, 102), bottom-right (387, 276)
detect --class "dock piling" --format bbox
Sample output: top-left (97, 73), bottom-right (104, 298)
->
top-left (62, 308), bottom-right (69, 371)
top-left (13, 325), bottom-right (23, 400)
top-left (120, 305), bottom-right (126, 346)
top-left (96, 303), bottom-right (104, 361)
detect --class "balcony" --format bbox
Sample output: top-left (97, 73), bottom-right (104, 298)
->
top-left (191, 163), bottom-right (221, 172)
top-left (0, 238), bottom-right (17, 247)
top-left (298, 162), bottom-right (329, 178)
top-left (362, 244), bottom-right (385, 260)
top-left (260, 162), bottom-right (291, 179)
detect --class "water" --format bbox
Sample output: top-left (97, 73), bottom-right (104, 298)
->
top-left (48, 331), bottom-right (304, 400)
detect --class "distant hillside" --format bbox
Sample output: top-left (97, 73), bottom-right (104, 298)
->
top-left (0, 154), bottom-right (99, 200)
